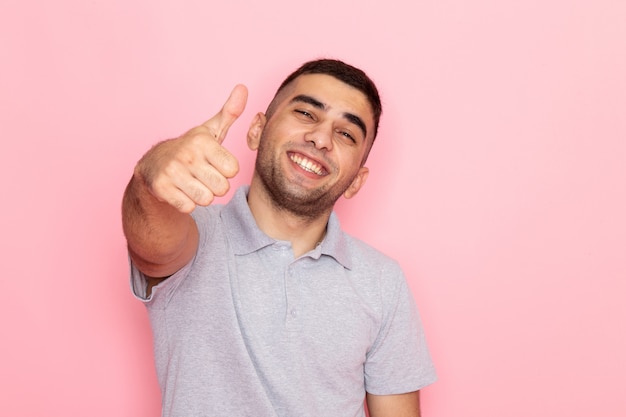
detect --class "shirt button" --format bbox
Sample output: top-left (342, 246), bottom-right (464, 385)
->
top-left (290, 308), bottom-right (297, 318)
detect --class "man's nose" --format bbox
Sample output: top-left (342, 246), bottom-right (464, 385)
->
top-left (304, 125), bottom-right (333, 151)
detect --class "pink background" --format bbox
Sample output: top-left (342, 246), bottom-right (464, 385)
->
top-left (1, 0), bottom-right (625, 416)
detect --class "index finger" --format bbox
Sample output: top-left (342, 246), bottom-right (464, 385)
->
top-left (203, 84), bottom-right (248, 144)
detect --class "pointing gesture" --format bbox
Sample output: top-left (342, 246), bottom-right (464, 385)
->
top-left (135, 84), bottom-right (249, 213)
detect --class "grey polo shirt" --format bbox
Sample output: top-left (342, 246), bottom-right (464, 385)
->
top-left (131, 186), bottom-right (436, 417)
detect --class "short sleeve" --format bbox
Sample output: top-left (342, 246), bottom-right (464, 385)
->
top-left (363, 267), bottom-right (437, 394)
top-left (128, 205), bottom-right (216, 307)
top-left (129, 256), bottom-right (195, 308)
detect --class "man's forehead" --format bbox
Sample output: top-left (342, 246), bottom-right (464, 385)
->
top-left (285, 75), bottom-right (374, 117)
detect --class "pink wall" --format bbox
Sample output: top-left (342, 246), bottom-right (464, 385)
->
top-left (1, 0), bottom-right (624, 415)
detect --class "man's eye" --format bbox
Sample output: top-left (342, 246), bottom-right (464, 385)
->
top-left (295, 110), bottom-right (313, 118)
top-left (339, 131), bottom-right (356, 143)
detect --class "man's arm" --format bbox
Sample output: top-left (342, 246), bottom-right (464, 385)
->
top-left (366, 391), bottom-right (421, 417)
top-left (122, 174), bottom-right (200, 279)
top-left (121, 85), bottom-right (248, 280)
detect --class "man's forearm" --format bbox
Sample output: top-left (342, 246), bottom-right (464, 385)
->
top-left (122, 174), bottom-right (198, 277)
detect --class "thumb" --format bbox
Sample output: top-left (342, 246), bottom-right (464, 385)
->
top-left (204, 84), bottom-right (248, 144)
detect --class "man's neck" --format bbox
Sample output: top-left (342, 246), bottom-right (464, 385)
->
top-left (247, 179), bottom-right (330, 258)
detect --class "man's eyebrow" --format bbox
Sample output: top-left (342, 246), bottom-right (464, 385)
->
top-left (291, 94), bottom-right (326, 110)
top-left (290, 94), bottom-right (368, 139)
top-left (291, 94), bottom-right (325, 109)
top-left (343, 112), bottom-right (367, 140)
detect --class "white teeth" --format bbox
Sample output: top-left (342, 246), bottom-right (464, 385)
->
top-left (290, 154), bottom-right (324, 175)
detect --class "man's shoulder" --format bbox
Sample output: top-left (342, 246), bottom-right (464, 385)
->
top-left (191, 186), bottom-right (249, 225)
top-left (342, 232), bottom-right (402, 273)
top-left (191, 202), bottom-right (225, 224)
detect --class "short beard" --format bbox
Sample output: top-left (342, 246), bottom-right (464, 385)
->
top-left (254, 139), bottom-right (352, 220)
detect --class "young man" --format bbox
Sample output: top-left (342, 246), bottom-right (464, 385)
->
top-left (122, 59), bottom-right (436, 417)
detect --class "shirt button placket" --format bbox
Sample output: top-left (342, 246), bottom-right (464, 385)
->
top-left (285, 264), bottom-right (300, 329)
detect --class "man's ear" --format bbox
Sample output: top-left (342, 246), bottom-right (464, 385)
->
top-left (344, 167), bottom-right (370, 199)
top-left (247, 112), bottom-right (267, 151)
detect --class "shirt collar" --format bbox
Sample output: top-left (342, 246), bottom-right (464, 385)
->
top-left (221, 186), bottom-right (352, 269)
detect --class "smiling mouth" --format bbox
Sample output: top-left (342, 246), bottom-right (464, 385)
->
top-left (289, 153), bottom-right (327, 176)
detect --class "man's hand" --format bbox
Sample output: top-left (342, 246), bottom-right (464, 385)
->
top-left (135, 84), bottom-right (248, 213)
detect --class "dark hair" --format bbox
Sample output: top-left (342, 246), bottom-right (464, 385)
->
top-left (270, 59), bottom-right (383, 140)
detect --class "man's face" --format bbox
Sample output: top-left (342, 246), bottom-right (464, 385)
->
top-left (249, 73), bottom-right (375, 218)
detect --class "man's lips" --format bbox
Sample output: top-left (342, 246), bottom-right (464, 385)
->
top-left (288, 152), bottom-right (328, 176)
